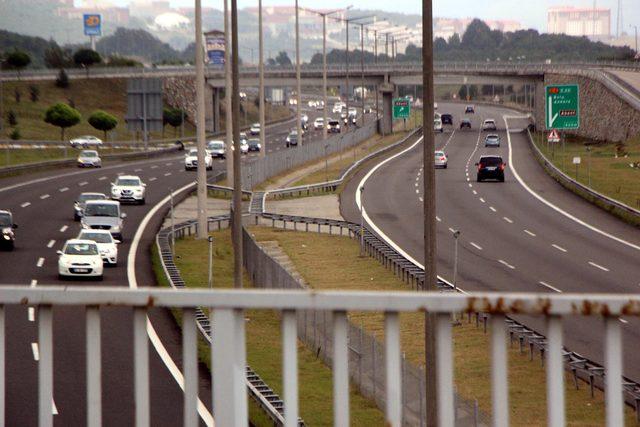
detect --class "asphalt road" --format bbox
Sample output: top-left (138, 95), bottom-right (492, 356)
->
top-left (0, 104), bottom-right (366, 425)
top-left (341, 102), bottom-right (640, 383)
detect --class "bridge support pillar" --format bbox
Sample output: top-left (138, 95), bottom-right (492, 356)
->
top-left (379, 82), bottom-right (395, 136)
top-left (211, 87), bottom-right (221, 133)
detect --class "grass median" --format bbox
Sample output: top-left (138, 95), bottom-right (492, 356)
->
top-left (0, 147), bottom-right (140, 168)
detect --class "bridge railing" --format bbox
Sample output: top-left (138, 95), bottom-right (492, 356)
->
top-left (0, 286), bottom-right (633, 426)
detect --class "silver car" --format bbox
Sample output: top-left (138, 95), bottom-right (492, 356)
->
top-left (74, 192), bottom-right (107, 221)
top-left (207, 140), bottom-right (226, 159)
top-left (81, 200), bottom-right (126, 241)
top-left (434, 151), bottom-right (448, 168)
top-left (70, 135), bottom-right (102, 148)
top-left (77, 150), bottom-right (102, 168)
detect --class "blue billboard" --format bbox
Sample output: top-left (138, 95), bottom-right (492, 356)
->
top-left (205, 31), bottom-right (225, 66)
top-left (83, 14), bottom-right (102, 36)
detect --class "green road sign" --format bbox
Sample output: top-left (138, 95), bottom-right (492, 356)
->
top-left (393, 98), bottom-right (411, 120)
top-left (545, 84), bottom-right (579, 130)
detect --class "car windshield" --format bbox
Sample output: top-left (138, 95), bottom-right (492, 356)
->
top-left (248, 139), bottom-right (259, 146)
top-left (252, 123), bottom-right (259, 128)
top-left (84, 204), bottom-right (118, 217)
top-left (0, 213), bottom-right (12, 227)
top-left (329, 121), bottom-right (339, 125)
top-left (64, 243), bottom-right (98, 255)
top-left (486, 135), bottom-right (499, 140)
top-left (435, 152), bottom-right (445, 157)
top-left (208, 142), bottom-right (224, 149)
top-left (485, 120), bottom-right (495, 124)
top-left (116, 178), bottom-right (140, 186)
top-left (81, 151), bottom-right (98, 157)
top-left (188, 150), bottom-right (198, 156)
top-left (78, 194), bottom-right (106, 203)
top-left (79, 232), bottom-right (113, 243)
top-left (481, 157), bottom-right (503, 166)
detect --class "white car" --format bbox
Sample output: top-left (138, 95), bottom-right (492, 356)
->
top-left (313, 117), bottom-right (324, 130)
top-left (308, 100), bottom-right (317, 108)
top-left (482, 119), bottom-right (497, 131)
top-left (70, 135), bottom-right (103, 148)
top-left (434, 150), bottom-right (448, 168)
top-left (250, 123), bottom-right (261, 136)
top-left (111, 175), bottom-right (146, 205)
top-left (316, 101), bottom-right (324, 110)
top-left (77, 150), bottom-right (102, 168)
top-left (434, 119), bottom-right (443, 133)
top-left (184, 149), bottom-right (213, 171)
top-left (77, 229), bottom-right (119, 266)
top-left (207, 140), bottom-right (226, 158)
top-left (230, 140), bottom-right (249, 155)
top-left (57, 239), bottom-right (104, 280)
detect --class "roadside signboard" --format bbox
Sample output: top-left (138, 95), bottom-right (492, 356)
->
top-left (83, 14), bottom-right (102, 36)
top-left (392, 98), bottom-right (410, 120)
top-left (572, 157), bottom-right (581, 165)
top-left (204, 30), bottom-right (225, 65)
top-left (547, 129), bottom-right (560, 143)
top-left (545, 84), bottom-right (579, 130)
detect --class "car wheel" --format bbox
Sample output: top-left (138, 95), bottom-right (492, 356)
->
top-left (95, 275), bottom-right (103, 282)
top-left (140, 198), bottom-right (146, 205)
top-left (7, 242), bottom-right (14, 251)
top-left (477, 176), bottom-right (482, 182)
top-left (58, 274), bottom-right (66, 281)
top-left (444, 164), bottom-right (447, 169)
top-left (499, 177), bottom-right (505, 182)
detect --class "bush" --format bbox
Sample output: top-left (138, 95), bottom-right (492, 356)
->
top-left (55, 69), bottom-right (69, 88)
top-left (7, 110), bottom-right (17, 127)
top-left (88, 110), bottom-right (118, 140)
top-left (3, 50), bottom-right (31, 75)
top-left (73, 49), bottom-right (102, 68)
top-left (14, 88), bottom-right (20, 103)
top-left (43, 103), bottom-right (81, 140)
top-left (9, 128), bottom-right (21, 140)
top-left (29, 85), bottom-right (40, 102)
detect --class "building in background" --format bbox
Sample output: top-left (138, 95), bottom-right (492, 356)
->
top-left (56, 1), bottom-right (130, 27)
top-left (547, 6), bottom-right (611, 39)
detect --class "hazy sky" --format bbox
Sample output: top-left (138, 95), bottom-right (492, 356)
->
top-left (98, 0), bottom-right (638, 32)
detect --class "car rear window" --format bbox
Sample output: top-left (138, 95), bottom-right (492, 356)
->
top-left (480, 157), bottom-right (502, 166)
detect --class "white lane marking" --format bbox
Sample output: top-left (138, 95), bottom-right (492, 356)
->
top-left (504, 115), bottom-right (640, 253)
top-left (524, 229), bottom-right (536, 237)
top-left (59, 225), bottom-right (68, 233)
top-left (448, 227), bottom-right (456, 233)
top-left (468, 183), bottom-right (472, 187)
top-left (415, 182), bottom-right (418, 187)
top-left (419, 197), bottom-right (423, 202)
top-left (79, 181), bottom-right (88, 186)
top-left (151, 165), bottom-right (159, 169)
top-left (164, 172), bottom-right (172, 177)
top-left (47, 240), bottom-right (55, 248)
top-left (436, 216), bottom-right (442, 222)
top-left (134, 168), bottom-right (143, 172)
top-left (21, 202), bottom-right (31, 208)
top-left (165, 162), bottom-right (173, 166)
top-left (36, 257), bottom-right (45, 268)
top-left (149, 177), bottom-right (157, 182)
top-left (98, 176), bottom-right (107, 181)
top-left (28, 307), bottom-right (35, 322)
top-left (473, 190), bottom-right (478, 195)
top-left (539, 281), bottom-right (562, 293)
top-left (466, 178), bottom-right (470, 182)
top-left (470, 242), bottom-right (483, 250)
top-left (40, 194), bottom-right (50, 200)
top-left (489, 206), bottom-right (497, 212)
top-left (498, 259), bottom-right (516, 270)
top-left (52, 399), bottom-right (58, 415)
top-left (30, 279), bottom-right (37, 287)
top-left (116, 172), bottom-right (125, 176)
top-left (126, 180), bottom-right (214, 426)
top-left (415, 189), bottom-right (419, 194)
top-left (479, 197), bottom-right (485, 202)
top-left (503, 217), bottom-right (513, 224)
top-left (31, 343), bottom-right (40, 361)
top-left (588, 261), bottom-right (610, 272)
top-left (551, 244), bottom-right (567, 253)
top-left (59, 187), bottom-right (69, 192)
top-left (620, 318), bottom-right (629, 324)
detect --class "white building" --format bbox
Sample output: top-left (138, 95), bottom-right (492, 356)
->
top-left (548, 6), bottom-right (611, 38)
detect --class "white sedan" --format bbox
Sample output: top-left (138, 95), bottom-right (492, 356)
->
top-left (250, 123), bottom-right (261, 135)
top-left (77, 229), bottom-right (119, 266)
top-left (313, 118), bottom-right (324, 130)
top-left (434, 150), bottom-right (448, 168)
top-left (77, 150), bottom-right (102, 168)
top-left (58, 239), bottom-right (104, 280)
top-left (184, 149), bottom-right (213, 171)
top-left (70, 135), bottom-right (103, 148)
top-left (111, 175), bottom-right (146, 205)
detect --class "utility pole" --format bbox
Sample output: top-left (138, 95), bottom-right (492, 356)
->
top-left (422, 0), bottom-right (439, 426)
top-left (359, 23), bottom-right (365, 125)
top-left (224, 0), bottom-right (234, 185)
top-left (195, 0), bottom-right (208, 240)
top-left (632, 25), bottom-right (639, 53)
top-left (295, 0), bottom-right (303, 147)
top-left (259, 0), bottom-right (266, 157)
top-left (231, 0), bottom-right (243, 288)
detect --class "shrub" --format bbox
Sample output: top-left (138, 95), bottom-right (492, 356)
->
top-left (55, 69), bottom-right (69, 88)
top-left (29, 85), bottom-right (40, 102)
top-left (7, 110), bottom-right (17, 127)
top-left (9, 128), bottom-right (21, 140)
top-left (43, 103), bottom-right (81, 140)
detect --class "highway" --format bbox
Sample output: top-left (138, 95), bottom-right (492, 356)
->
top-left (341, 103), bottom-right (640, 383)
top-left (0, 103), bottom-right (345, 425)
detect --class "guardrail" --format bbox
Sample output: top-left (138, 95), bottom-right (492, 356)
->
top-left (527, 129), bottom-right (640, 225)
top-left (156, 214), bottom-right (302, 426)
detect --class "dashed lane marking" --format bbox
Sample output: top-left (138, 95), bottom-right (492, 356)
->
top-left (79, 181), bottom-right (88, 186)
top-left (36, 257), bottom-right (45, 267)
top-left (98, 176), bottom-right (107, 181)
top-left (47, 240), bottom-right (55, 248)
top-left (552, 244), bottom-right (567, 253)
top-left (30, 280), bottom-right (37, 287)
top-left (31, 343), bottom-right (39, 361)
top-left (28, 308), bottom-right (35, 322)
top-left (470, 242), bottom-right (483, 250)
top-left (539, 281), bottom-right (562, 293)
top-left (503, 217), bottom-right (513, 224)
top-left (588, 261), bottom-right (610, 272)
top-left (21, 202), bottom-right (31, 208)
top-left (59, 225), bottom-right (68, 233)
top-left (489, 206), bottom-right (497, 212)
top-left (40, 194), bottom-right (50, 200)
top-left (59, 187), bottom-right (69, 192)
top-left (149, 177), bottom-right (157, 182)
top-left (524, 229), bottom-right (536, 237)
top-left (498, 259), bottom-right (516, 270)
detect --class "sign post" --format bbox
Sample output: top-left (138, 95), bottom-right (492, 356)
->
top-left (546, 84), bottom-right (579, 171)
top-left (392, 98), bottom-right (411, 121)
top-left (83, 14), bottom-right (102, 51)
top-left (573, 156), bottom-right (581, 180)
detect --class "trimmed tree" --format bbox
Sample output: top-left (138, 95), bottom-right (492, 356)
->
top-left (88, 110), bottom-right (118, 140)
top-left (44, 103), bottom-right (81, 141)
top-left (55, 69), bottom-right (70, 88)
top-left (4, 50), bottom-right (31, 77)
top-left (73, 49), bottom-right (102, 77)
top-left (162, 107), bottom-right (183, 137)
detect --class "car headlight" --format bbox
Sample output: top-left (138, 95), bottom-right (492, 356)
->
top-left (112, 224), bottom-right (121, 232)
top-left (111, 188), bottom-right (119, 194)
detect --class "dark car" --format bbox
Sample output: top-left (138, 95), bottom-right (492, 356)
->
top-left (0, 210), bottom-right (17, 251)
top-left (460, 118), bottom-right (472, 129)
top-left (476, 155), bottom-right (506, 182)
top-left (247, 138), bottom-right (261, 152)
top-left (327, 120), bottom-right (341, 133)
top-left (465, 105), bottom-right (475, 114)
top-left (484, 134), bottom-right (501, 147)
top-left (441, 114), bottom-right (453, 125)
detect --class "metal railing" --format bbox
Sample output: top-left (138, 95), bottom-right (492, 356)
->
top-left (3, 285), bottom-right (637, 426)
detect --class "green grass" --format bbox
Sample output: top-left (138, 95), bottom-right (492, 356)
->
top-left (532, 131), bottom-right (640, 210)
top-left (168, 230), bottom-right (385, 425)
top-left (245, 226), bottom-right (638, 426)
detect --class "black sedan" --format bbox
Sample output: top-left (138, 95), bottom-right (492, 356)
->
top-left (476, 155), bottom-right (506, 182)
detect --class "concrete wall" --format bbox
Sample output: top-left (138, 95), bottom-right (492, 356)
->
top-left (535, 73), bottom-right (640, 143)
top-left (163, 76), bottom-right (215, 132)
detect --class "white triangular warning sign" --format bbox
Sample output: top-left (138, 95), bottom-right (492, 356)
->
top-left (548, 129), bottom-right (560, 143)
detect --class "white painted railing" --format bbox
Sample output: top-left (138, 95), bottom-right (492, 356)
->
top-left (0, 286), bottom-right (635, 426)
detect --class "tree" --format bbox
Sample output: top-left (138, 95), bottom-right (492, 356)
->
top-left (9, 128), bottom-right (21, 141)
top-left (162, 107), bottom-right (183, 136)
top-left (44, 44), bottom-right (72, 69)
top-left (4, 50), bottom-right (31, 76)
top-left (458, 85), bottom-right (478, 100)
top-left (7, 110), bottom-right (17, 127)
top-left (88, 110), bottom-right (118, 140)
top-left (73, 49), bottom-right (102, 69)
top-left (43, 103), bottom-right (81, 141)
top-left (55, 69), bottom-right (69, 88)
top-left (29, 85), bottom-right (40, 102)
top-left (274, 51), bottom-right (292, 67)
top-left (13, 88), bottom-right (20, 103)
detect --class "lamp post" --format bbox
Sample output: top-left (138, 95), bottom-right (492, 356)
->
top-left (224, 0), bottom-right (234, 185)
top-left (359, 185), bottom-right (365, 256)
top-left (231, 0), bottom-right (243, 288)
top-left (353, 21), bottom-right (379, 126)
top-left (258, 0), bottom-right (266, 157)
top-left (632, 25), bottom-right (639, 54)
top-left (295, 0), bottom-right (302, 147)
top-left (195, 0), bottom-right (208, 239)
top-left (452, 230), bottom-right (460, 290)
top-left (208, 236), bottom-right (214, 289)
top-left (587, 146), bottom-right (592, 187)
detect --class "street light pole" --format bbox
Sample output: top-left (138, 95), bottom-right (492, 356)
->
top-left (295, 0), bottom-right (303, 147)
top-left (224, 0), bottom-right (234, 184)
top-left (195, 0), bottom-right (208, 240)
top-left (259, 0), bottom-right (266, 158)
top-left (452, 230), bottom-right (460, 290)
top-left (231, 0), bottom-right (243, 288)
top-left (422, 0), bottom-right (439, 425)
top-left (359, 23), bottom-right (365, 126)
top-left (208, 236), bottom-right (214, 289)
top-left (359, 185), bottom-right (365, 256)
top-left (632, 25), bottom-right (639, 53)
